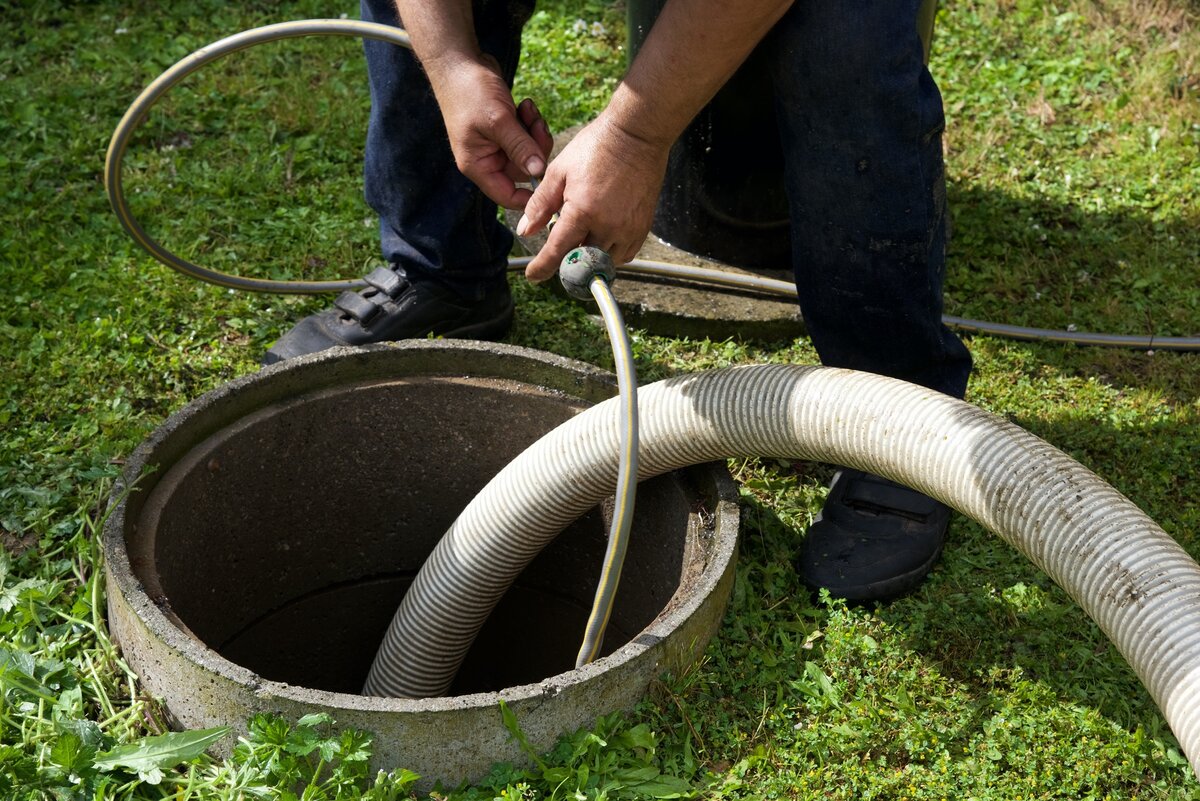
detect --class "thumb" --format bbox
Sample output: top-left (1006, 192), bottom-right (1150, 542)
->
top-left (516, 169), bottom-right (565, 237)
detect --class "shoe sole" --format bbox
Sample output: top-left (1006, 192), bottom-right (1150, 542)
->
top-left (805, 538), bottom-right (945, 604)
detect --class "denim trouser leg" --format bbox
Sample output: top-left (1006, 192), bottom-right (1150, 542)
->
top-left (360, 0), bottom-right (534, 301)
top-left (767, 0), bottom-right (972, 398)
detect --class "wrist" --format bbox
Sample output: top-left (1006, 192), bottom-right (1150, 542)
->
top-left (602, 81), bottom-right (684, 151)
top-left (597, 88), bottom-right (678, 160)
top-left (421, 48), bottom-right (487, 89)
top-left (394, 0), bottom-right (483, 85)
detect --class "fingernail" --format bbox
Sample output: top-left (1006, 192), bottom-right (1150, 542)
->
top-left (516, 214), bottom-right (530, 236)
top-left (525, 156), bottom-right (545, 177)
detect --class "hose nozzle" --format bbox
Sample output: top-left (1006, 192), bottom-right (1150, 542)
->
top-left (560, 246), bottom-right (617, 301)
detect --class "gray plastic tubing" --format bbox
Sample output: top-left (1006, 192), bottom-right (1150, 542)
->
top-left (363, 364), bottom-right (1200, 775)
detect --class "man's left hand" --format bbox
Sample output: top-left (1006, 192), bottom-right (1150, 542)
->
top-left (517, 113), bottom-right (669, 282)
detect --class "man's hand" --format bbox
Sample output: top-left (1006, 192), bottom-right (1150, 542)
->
top-left (516, 114), bottom-right (669, 282)
top-left (432, 56), bottom-right (553, 210)
top-left (396, 0), bottom-right (788, 282)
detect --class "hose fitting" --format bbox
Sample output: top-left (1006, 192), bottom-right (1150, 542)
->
top-left (560, 246), bottom-right (617, 301)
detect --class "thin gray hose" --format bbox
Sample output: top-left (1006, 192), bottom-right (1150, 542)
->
top-left (574, 275), bottom-right (639, 668)
top-left (508, 256), bottom-right (1199, 352)
top-left (105, 19), bottom-right (409, 293)
top-left (105, 17), bottom-right (1198, 349)
top-left (363, 364), bottom-right (1200, 777)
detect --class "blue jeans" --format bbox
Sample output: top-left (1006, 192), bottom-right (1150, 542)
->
top-left (360, 0), bottom-right (972, 397)
top-left (360, 0), bottom-right (532, 302)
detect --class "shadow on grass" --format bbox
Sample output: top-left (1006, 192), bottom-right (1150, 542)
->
top-left (942, 180), bottom-right (1199, 411)
top-left (945, 181), bottom-right (1199, 342)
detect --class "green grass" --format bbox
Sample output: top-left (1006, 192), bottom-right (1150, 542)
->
top-left (2, 0), bottom-right (1199, 798)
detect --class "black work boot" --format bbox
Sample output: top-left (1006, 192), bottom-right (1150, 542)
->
top-left (797, 469), bottom-right (950, 603)
top-left (263, 264), bottom-right (513, 365)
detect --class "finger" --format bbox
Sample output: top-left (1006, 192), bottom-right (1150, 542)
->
top-left (506, 186), bottom-right (534, 208)
top-left (504, 101), bottom-right (552, 186)
top-left (492, 107), bottom-right (546, 180)
top-left (474, 170), bottom-right (530, 210)
top-left (517, 98), bottom-right (554, 159)
top-left (617, 241), bottom-right (643, 265)
top-left (525, 212), bottom-right (589, 283)
top-left (584, 235), bottom-right (618, 257)
top-left (503, 160), bottom-right (534, 184)
top-left (516, 168), bottom-right (565, 237)
top-left (453, 146), bottom-right (524, 209)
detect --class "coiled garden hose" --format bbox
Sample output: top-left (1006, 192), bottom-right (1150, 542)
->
top-left (363, 363), bottom-right (1200, 778)
top-left (557, 247), bottom-right (641, 669)
top-left (105, 19), bottom-right (1199, 351)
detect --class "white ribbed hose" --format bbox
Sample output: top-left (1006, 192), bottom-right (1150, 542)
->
top-left (362, 365), bottom-right (1200, 775)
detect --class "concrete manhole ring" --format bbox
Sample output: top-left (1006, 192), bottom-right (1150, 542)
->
top-left (104, 340), bottom-right (740, 785)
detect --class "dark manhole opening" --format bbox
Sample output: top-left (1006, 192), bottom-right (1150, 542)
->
top-left (129, 374), bottom-right (703, 696)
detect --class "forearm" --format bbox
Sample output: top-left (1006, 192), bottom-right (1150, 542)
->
top-left (392, 0), bottom-right (481, 86)
top-left (606, 0), bottom-right (793, 147)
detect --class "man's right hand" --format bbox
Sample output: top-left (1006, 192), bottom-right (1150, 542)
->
top-left (429, 54), bottom-right (553, 210)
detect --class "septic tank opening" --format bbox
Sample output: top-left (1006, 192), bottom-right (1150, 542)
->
top-left (128, 373), bottom-right (701, 697)
top-left (105, 343), bottom-right (738, 783)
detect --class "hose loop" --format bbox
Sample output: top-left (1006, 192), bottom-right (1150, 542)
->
top-left (363, 363), bottom-right (1200, 780)
top-left (104, 19), bottom-right (412, 294)
top-left (108, 20), bottom-right (1198, 349)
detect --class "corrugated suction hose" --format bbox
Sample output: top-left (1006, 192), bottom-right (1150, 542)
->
top-left (363, 364), bottom-right (1200, 776)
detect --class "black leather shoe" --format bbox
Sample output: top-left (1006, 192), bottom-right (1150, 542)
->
top-left (263, 265), bottom-right (513, 365)
top-left (797, 469), bottom-right (949, 603)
